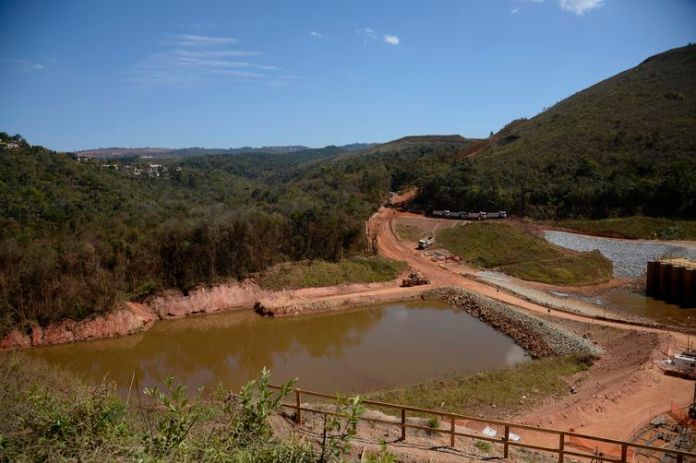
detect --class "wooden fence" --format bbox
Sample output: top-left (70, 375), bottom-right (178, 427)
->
top-left (269, 385), bottom-right (696, 463)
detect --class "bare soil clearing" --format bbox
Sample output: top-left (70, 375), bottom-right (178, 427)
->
top-left (371, 208), bottom-right (693, 445)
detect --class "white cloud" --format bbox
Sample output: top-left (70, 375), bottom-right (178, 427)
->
top-left (310, 31), bottom-right (328, 40)
top-left (170, 34), bottom-right (238, 46)
top-left (124, 33), bottom-right (292, 86)
top-left (209, 69), bottom-right (266, 78)
top-left (511, 7), bottom-right (520, 14)
top-left (559, 0), bottom-right (603, 15)
top-left (383, 34), bottom-right (400, 45)
top-left (356, 28), bottom-right (400, 46)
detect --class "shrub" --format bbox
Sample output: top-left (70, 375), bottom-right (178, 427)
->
top-left (475, 440), bottom-right (492, 453)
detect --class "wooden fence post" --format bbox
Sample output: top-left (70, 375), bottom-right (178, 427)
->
top-left (450, 415), bottom-right (455, 448)
top-left (559, 432), bottom-right (564, 463)
top-left (295, 389), bottom-right (302, 426)
top-left (400, 408), bottom-right (406, 441)
top-left (504, 425), bottom-right (510, 459)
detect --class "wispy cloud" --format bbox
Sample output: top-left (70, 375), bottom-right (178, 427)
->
top-left (124, 33), bottom-right (295, 86)
top-left (510, 0), bottom-right (543, 15)
top-left (310, 31), bottom-right (329, 40)
top-left (383, 34), bottom-right (400, 45)
top-left (559, 0), bottom-right (603, 15)
top-left (169, 34), bottom-right (238, 47)
top-left (356, 28), bottom-right (400, 46)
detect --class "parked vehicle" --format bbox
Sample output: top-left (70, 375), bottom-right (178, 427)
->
top-left (659, 350), bottom-right (696, 379)
top-left (431, 210), bottom-right (507, 220)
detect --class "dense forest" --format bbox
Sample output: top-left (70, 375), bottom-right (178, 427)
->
top-left (0, 135), bottom-right (389, 335)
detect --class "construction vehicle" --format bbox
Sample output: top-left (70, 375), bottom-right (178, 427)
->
top-left (418, 235), bottom-right (434, 250)
top-left (401, 272), bottom-right (430, 287)
top-left (660, 349), bottom-right (696, 379)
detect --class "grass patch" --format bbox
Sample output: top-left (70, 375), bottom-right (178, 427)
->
top-left (395, 223), bottom-right (427, 241)
top-left (475, 440), bottom-right (492, 453)
top-left (367, 355), bottom-right (590, 419)
top-left (499, 251), bottom-right (613, 286)
top-left (436, 222), bottom-right (612, 285)
top-left (551, 216), bottom-right (696, 240)
top-left (426, 416), bottom-right (439, 433)
top-left (258, 256), bottom-right (407, 290)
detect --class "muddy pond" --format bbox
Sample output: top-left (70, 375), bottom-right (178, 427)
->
top-left (28, 301), bottom-right (529, 395)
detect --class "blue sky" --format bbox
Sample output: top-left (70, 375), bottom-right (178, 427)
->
top-left (1, 0), bottom-right (695, 151)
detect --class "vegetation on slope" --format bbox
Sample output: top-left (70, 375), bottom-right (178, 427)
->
top-left (258, 257), bottom-right (407, 290)
top-left (550, 216), bottom-right (696, 240)
top-left (395, 223), bottom-right (428, 241)
top-left (0, 355), bottom-right (328, 462)
top-left (325, 135), bottom-right (482, 193)
top-left (0, 133), bottom-right (391, 336)
top-left (368, 355), bottom-right (591, 420)
top-left (416, 44), bottom-right (696, 219)
top-left (437, 223), bottom-right (613, 285)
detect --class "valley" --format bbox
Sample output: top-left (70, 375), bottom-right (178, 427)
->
top-left (1, 40), bottom-right (696, 462)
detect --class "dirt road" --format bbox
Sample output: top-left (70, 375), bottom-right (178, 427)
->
top-left (370, 207), bottom-right (692, 442)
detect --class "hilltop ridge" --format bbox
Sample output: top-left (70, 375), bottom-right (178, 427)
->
top-left (416, 44), bottom-right (696, 218)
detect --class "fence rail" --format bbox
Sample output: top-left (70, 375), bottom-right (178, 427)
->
top-left (269, 385), bottom-right (695, 463)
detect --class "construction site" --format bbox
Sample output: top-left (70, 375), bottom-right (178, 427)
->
top-left (15, 195), bottom-right (696, 463)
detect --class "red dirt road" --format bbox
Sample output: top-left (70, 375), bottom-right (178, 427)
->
top-left (371, 207), bottom-right (692, 442)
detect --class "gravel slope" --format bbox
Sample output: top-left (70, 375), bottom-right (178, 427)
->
top-left (544, 230), bottom-right (696, 278)
top-left (427, 287), bottom-right (603, 358)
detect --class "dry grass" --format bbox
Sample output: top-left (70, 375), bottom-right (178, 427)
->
top-left (368, 355), bottom-right (591, 420)
top-left (258, 257), bottom-right (407, 291)
top-left (395, 223), bottom-right (428, 241)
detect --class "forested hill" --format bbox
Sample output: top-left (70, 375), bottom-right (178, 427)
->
top-left (75, 143), bottom-right (376, 159)
top-left (0, 134), bottom-right (388, 335)
top-left (416, 44), bottom-right (696, 218)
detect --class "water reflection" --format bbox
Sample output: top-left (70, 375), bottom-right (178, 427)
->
top-left (29, 301), bottom-right (528, 395)
top-left (595, 288), bottom-right (696, 329)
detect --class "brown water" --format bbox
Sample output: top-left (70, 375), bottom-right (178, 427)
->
top-left (594, 288), bottom-right (696, 329)
top-left (28, 301), bottom-right (528, 395)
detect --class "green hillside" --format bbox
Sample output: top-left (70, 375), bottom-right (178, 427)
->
top-left (0, 135), bottom-right (386, 335)
top-left (417, 44), bottom-right (696, 218)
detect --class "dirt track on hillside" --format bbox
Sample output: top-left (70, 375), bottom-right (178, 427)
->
top-left (369, 207), bottom-right (692, 443)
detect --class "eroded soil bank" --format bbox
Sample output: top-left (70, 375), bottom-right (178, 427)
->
top-left (1, 279), bottom-right (413, 349)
